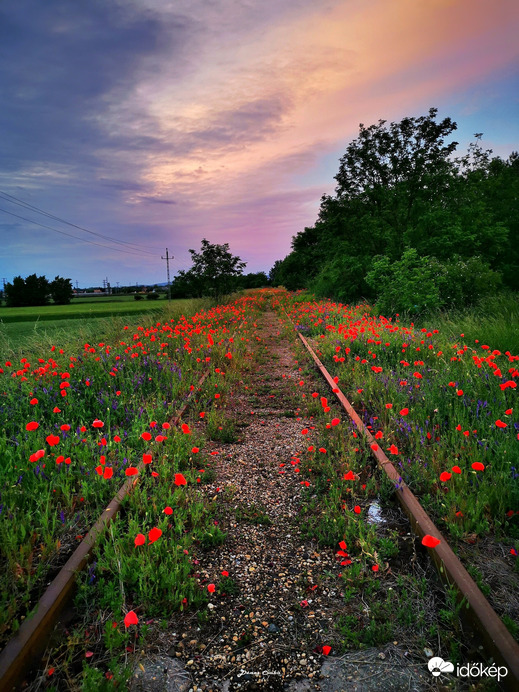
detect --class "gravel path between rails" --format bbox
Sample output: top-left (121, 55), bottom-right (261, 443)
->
top-left (132, 310), bottom-right (435, 692)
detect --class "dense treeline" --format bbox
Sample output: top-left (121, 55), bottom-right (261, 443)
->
top-left (270, 108), bottom-right (518, 313)
top-left (3, 274), bottom-right (73, 306)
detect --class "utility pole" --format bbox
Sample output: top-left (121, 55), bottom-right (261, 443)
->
top-left (161, 248), bottom-right (173, 302)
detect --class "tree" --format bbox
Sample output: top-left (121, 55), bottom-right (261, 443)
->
top-left (175, 239), bottom-right (246, 298)
top-left (50, 276), bottom-right (74, 305)
top-left (5, 274), bottom-right (50, 307)
top-left (270, 108), bottom-right (518, 310)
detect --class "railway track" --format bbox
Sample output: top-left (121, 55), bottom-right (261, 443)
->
top-left (293, 325), bottom-right (519, 691)
top-left (0, 370), bottom-right (211, 691)
top-left (1, 300), bottom-right (517, 690)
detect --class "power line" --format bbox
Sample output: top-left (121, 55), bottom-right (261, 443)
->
top-left (0, 189), bottom-right (162, 254)
top-left (0, 206), bottom-right (156, 258)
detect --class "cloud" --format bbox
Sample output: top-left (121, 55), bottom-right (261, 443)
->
top-left (0, 0), bottom-right (518, 285)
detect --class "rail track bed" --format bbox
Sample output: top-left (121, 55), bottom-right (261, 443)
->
top-left (1, 294), bottom-right (518, 691)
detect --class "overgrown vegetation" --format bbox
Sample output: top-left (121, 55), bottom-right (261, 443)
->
top-left (271, 108), bottom-right (518, 314)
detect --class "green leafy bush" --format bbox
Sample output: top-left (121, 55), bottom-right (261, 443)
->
top-left (365, 248), bottom-right (441, 314)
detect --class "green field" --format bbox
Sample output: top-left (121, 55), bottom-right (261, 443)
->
top-left (0, 296), bottom-right (208, 355)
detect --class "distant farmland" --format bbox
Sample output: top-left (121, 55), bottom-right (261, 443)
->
top-left (0, 295), bottom-right (194, 347)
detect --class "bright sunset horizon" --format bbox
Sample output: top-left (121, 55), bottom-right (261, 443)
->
top-left (1, 0), bottom-right (518, 287)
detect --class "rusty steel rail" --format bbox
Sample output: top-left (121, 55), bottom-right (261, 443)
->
top-left (0, 369), bottom-right (211, 691)
top-left (296, 330), bottom-right (519, 691)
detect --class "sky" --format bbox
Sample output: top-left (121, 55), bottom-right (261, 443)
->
top-left (0, 0), bottom-right (518, 288)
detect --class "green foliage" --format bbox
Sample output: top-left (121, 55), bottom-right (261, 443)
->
top-left (50, 275), bottom-right (74, 305)
top-left (172, 238), bottom-right (246, 298)
top-left (145, 291), bottom-right (160, 300)
top-left (365, 250), bottom-right (502, 315)
top-left (5, 274), bottom-right (50, 307)
top-left (270, 108), bottom-right (518, 314)
top-left (366, 249), bottom-right (441, 314)
top-left (134, 293), bottom-right (144, 300)
top-left (310, 252), bottom-right (372, 303)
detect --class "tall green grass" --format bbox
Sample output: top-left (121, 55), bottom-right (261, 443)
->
top-left (0, 298), bottom-right (211, 360)
top-left (414, 292), bottom-right (519, 356)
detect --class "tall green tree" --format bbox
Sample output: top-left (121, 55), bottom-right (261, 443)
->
top-left (5, 274), bottom-right (50, 307)
top-left (273, 108), bottom-right (517, 309)
top-left (173, 239), bottom-right (246, 298)
top-left (50, 276), bottom-right (74, 304)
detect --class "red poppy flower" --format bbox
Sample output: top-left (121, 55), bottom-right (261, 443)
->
top-left (388, 444), bottom-right (399, 455)
top-left (46, 434), bottom-right (60, 446)
top-left (148, 527), bottom-right (162, 543)
top-left (207, 583), bottom-right (215, 593)
top-left (113, 435), bottom-right (121, 443)
top-left (301, 428), bottom-right (309, 435)
top-left (385, 403), bottom-right (393, 409)
top-left (142, 453), bottom-right (152, 464)
top-left (53, 407), bottom-right (61, 413)
top-left (439, 471), bottom-right (451, 482)
top-left (343, 470), bottom-right (356, 480)
top-left (422, 535), bottom-right (441, 548)
top-left (141, 432), bottom-right (152, 441)
top-left (181, 423), bottom-right (191, 434)
top-left (30, 398), bottom-right (38, 405)
top-left (26, 421), bottom-right (39, 431)
top-left (162, 422), bottom-right (171, 430)
top-left (134, 534), bottom-right (146, 547)
top-left (103, 467), bottom-right (113, 479)
top-left (311, 392), bottom-right (319, 398)
top-left (372, 564), bottom-right (379, 572)
top-left (471, 462), bottom-right (485, 471)
top-left (175, 473), bottom-right (187, 486)
top-left (92, 419), bottom-right (104, 428)
top-left (375, 431), bottom-right (383, 439)
top-left (124, 611), bottom-right (139, 627)
top-left (495, 420), bottom-right (507, 428)
top-left (353, 505), bottom-right (361, 514)
top-left (192, 447), bottom-right (199, 453)
top-left (400, 408), bottom-right (409, 416)
top-left (164, 506), bottom-right (173, 515)
top-left (451, 466), bottom-right (462, 474)
top-left (322, 645), bottom-right (331, 656)
top-left (221, 570), bottom-right (229, 577)
top-left (125, 467), bottom-right (139, 476)
top-left (370, 443), bottom-right (379, 451)
top-left (339, 540), bottom-right (347, 551)
top-left (331, 418), bottom-right (340, 426)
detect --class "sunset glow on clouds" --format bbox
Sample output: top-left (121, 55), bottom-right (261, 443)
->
top-left (0, 0), bottom-right (518, 285)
